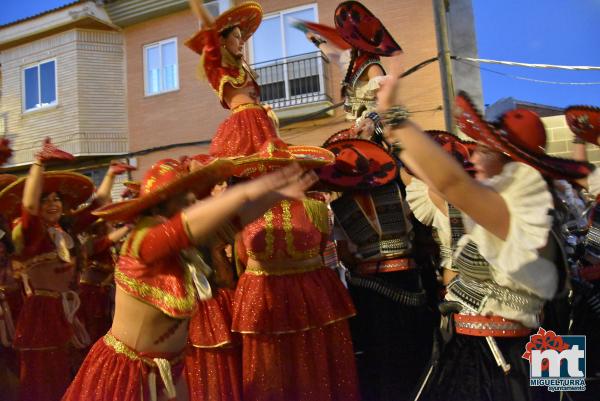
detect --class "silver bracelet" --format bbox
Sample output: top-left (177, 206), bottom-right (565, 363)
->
top-left (380, 106), bottom-right (409, 129)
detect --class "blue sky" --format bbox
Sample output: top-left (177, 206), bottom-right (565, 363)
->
top-left (472, 0), bottom-right (600, 108)
top-left (1, 0), bottom-right (599, 109)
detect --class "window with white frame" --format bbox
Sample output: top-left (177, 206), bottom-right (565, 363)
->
top-left (204, 0), bottom-right (230, 17)
top-left (144, 38), bottom-right (179, 96)
top-left (23, 59), bottom-right (57, 112)
top-left (251, 4), bottom-right (317, 64)
top-left (250, 4), bottom-right (327, 108)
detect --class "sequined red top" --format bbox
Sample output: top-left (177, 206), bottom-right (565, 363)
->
top-left (195, 28), bottom-right (259, 109)
top-left (239, 198), bottom-right (329, 266)
top-left (12, 209), bottom-right (74, 273)
top-left (117, 213), bottom-right (196, 318)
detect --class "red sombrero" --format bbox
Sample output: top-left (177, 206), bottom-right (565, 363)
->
top-left (565, 105), bottom-right (600, 145)
top-left (426, 130), bottom-right (476, 172)
top-left (232, 139), bottom-right (334, 178)
top-left (0, 172), bottom-right (94, 222)
top-left (318, 138), bottom-right (398, 190)
top-left (185, 1), bottom-right (263, 54)
top-left (323, 128), bottom-right (358, 147)
top-left (94, 158), bottom-right (235, 222)
top-left (455, 91), bottom-right (594, 180)
top-left (334, 1), bottom-right (402, 57)
top-left (0, 174), bottom-right (17, 191)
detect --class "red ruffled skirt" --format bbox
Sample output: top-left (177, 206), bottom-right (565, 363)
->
top-left (233, 267), bottom-right (360, 401)
top-left (186, 289), bottom-right (242, 401)
top-left (209, 105), bottom-right (278, 157)
top-left (14, 293), bottom-right (74, 401)
top-left (62, 334), bottom-right (185, 401)
top-left (77, 283), bottom-right (112, 344)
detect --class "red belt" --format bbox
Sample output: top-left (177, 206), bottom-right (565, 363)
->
top-left (453, 314), bottom-right (531, 337)
top-left (579, 264), bottom-right (600, 282)
top-left (357, 257), bottom-right (414, 275)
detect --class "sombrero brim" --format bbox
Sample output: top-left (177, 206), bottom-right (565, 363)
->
top-left (565, 105), bottom-right (600, 145)
top-left (323, 128), bottom-right (357, 147)
top-left (123, 180), bottom-right (141, 192)
top-left (93, 158), bottom-right (236, 222)
top-left (334, 1), bottom-right (402, 56)
top-left (318, 138), bottom-right (398, 190)
top-left (0, 174), bottom-right (17, 191)
top-left (185, 1), bottom-right (262, 54)
top-left (0, 172), bottom-right (94, 222)
top-left (456, 92), bottom-right (593, 180)
top-left (292, 20), bottom-right (352, 51)
top-left (231, 146), bottom-right (335, 177)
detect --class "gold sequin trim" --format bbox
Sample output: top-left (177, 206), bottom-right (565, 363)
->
top-left (235, 314), bottom-right (356, 335)
top-left (245, 261), bottom-right (323, 276)
top-left (103, 333), bottom-right (185, 365)
top-left (231, 103), bottom-right (263, 113)
top-left (30, 289), bottom-right (61, 298)
top-left (217, 65), bottom-right (248, 104)
top-left (282, 201), bottom-right (320, 259)
top-left (246, 208), bottom-right (275, 260)
top-left (114, 264), bottom-right (196, 317)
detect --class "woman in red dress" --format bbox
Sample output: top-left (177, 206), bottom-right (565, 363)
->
top-left (185, 1), bottom-right (360, 398)
top-left (185, 0), bottom-right (278, 158)
top-left (61, 155), bottom-right (318, 401)
top-left (0, 140), bottom-right (95, 401)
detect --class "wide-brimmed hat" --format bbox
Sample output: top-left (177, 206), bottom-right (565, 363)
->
top-left (318, 138), bottom-right (397, 190)
top-left (455, 91), bottom-right (593, 180)
top-left (185, 1), bottom-right (263, 54)
top-left (0, 172), bottom-right (94, 222)
top-left (93, 158), bottom-right (235, 222)
top-left (426, 130), bottom-right (476, 172)
top-left (565, 105), bottom-right (600, 145)
top-left (232, 139), bottom-right (334, 178)
top-left (0, 175), bottom-right (17, 191)
top-left (121, 180), bottom-right (141, 200)
top-left (323, 128), bottom-right (357, 147)
top-left (334, 1), bottom-right (402, 56)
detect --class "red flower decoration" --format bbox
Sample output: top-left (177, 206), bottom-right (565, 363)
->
top-left (522, 327), bottom-right (570, 372)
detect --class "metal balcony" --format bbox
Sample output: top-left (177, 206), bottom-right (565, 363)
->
top-left (251, 51), bottom-right (332, 110)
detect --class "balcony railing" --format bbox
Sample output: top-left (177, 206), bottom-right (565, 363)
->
top-left (251, 51), bottom-right (332, 110)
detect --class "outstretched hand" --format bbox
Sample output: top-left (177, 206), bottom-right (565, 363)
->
top-left (243, 163), bottom-right (317, 202)
top-left (109, 161), bottom-right (136, 175)
top-left (35, 137), bottom-right (75, 163)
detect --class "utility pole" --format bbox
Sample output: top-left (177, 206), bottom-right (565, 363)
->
top-left (433, 0), bottom-right (456, 133)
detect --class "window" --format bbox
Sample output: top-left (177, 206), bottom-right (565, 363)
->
top-left (144, 38), bottom-right (179, 96)
top-left (250, 4), bottom-right (330, 109)
top-left (204, 0), bottom-right (231, 17)
top-left (251, 5), bottom-right (317, 64)
top-left (23, 59), bottom-right (57, 112)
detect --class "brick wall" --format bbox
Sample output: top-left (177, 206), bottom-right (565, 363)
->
top-left (544, 115), bottom-right (600, 166)
top-left (126, 0), bottom-right (447, 175)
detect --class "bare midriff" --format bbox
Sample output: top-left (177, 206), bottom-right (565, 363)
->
top-left (27, 263), bottom-right (74, 292)
top-left (224, 81), bottom-right (259, 110)
top-left (110, 287), bottom-right (188, 354)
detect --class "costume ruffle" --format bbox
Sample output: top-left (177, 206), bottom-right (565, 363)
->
top-left (406, 177), bottom-right (452, 268)
top-left (232, 267), bottom-right (355, 334)
top-left (188, 288), bottom-right (239, 348)
top-left (209, 106), bottom-right (279, 157)
top-left (459, 162), bottom-right (557, 301)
